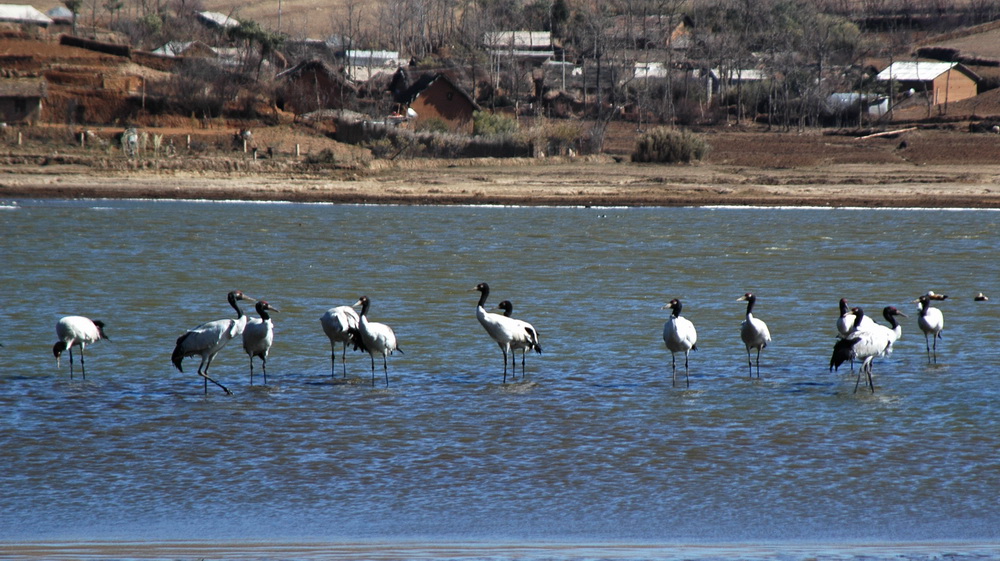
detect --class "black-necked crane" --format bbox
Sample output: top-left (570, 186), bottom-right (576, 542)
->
top-left (320, 304), bottom-right (361, 378)
top-left (738, 292), bottom-right (771, 378)
top-left (171, 290), bottom-right (256, 395)
top-left (474, 282), bottom-right (525, 383)
top-left (836, 298), bottom-right (874, 337)
top-left (53, 315), bottom-right (110, 379)
top-left (915, 294), bottom-right (944, 363)
top-left (662, 298), bottom-right (697, 388)
top-left (829, 307), bottom-right (894, 393)
top-left (496, 299), bottom-right (542, 379)
top-left (243, 300), bottom-right (279, 386)
top-left (353, 295), bottom-right (401, 387)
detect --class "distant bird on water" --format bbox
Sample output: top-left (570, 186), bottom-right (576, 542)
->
top-left (320, 304), bottom-right (361, 378)
top-left (974, 292), bottom-right (989, 302)
top-left (53, 315), bottom-right (110, 379)
top-left (353, 295), bottom-right (402, 387)
top-left (738, 292), bottom-right (771, 378)
top-left (496, 299), bottom-right (542, 379)
top-left (243, 300), bottom-right (279, 386)
top-left (662, 298), bottom-right (697, 388)
top-left (915, 294), bottom-right (944, 363)
top-left (171, 290), bottom-right (256, 395)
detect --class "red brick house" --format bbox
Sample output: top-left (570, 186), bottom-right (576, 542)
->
top-left (396, 73), bottom-right (479, 133)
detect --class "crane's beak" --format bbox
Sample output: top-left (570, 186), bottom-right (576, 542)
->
top-left (895, 311), bottom-right (908, 318)
top-left (352, 299), bottom-right (363, 308)
top-left (736, 296), bottom-right (747, 302)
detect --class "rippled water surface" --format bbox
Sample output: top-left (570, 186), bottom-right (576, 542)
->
top-left (1, 200), bottom-right (998, 559)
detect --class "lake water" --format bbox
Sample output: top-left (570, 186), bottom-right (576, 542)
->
top-left (1, 200), bottom-right (998, 560)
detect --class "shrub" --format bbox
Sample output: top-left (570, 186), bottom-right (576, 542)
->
top-left (416, 117), bottom-right (450, 134)
top-left (473, 111), bottom-right (518, 136)
top-left (632, 127), bottom-right (709, 163)
top-left (304, 148), bottom-right (337, 164)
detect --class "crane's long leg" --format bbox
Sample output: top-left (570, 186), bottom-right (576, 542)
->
top-left (249, 356), bottom-right (256, 386)
top-left (520, 349), bottom-right (526, 378)
top-left (370, 353), bottom-right (376, 387)
top-left (684, 351), bottom-right (690, 389)
top-left (867, 362), bottom-right (875, 393)
top-left (79, 346), bottom-right (86, 380)
top-left (745, 348), bottom-right (753, 379)
top-left (671, 353), bottom-right (677, 388)
top-left (755, 348), bottom-right (762, 378)
top-left (199, 355), bottom-right (232, 395)
top-left (69, 347), bottom-right (75, 379)
top-left (262, 357), bottom-right (267, 386)
top-left (383, 355), bottom-right (389, 387)
top-left (341, 342), bottom-right (348, 378)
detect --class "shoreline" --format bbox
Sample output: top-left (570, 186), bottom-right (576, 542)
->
top-left (3, 157), bottom-right (1000, 208)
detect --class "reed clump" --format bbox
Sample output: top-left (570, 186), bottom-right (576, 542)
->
top-left (632, 127), bottom-right (708, 163)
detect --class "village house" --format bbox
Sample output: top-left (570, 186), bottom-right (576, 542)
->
top-left (343, 50), bottom-right (400, 82)
top-left (877, 61), bottom-right (980, 106)
top-left (0, 77), bottom-right (45, 124)
top-left (0, 4), bottom-right (52, 27)
top-left (483, 31), bottom-right (555, 64)
top-left (275, 59), bottom-right (358, 115)
top-left (395, 73), bottom-right (479, 133)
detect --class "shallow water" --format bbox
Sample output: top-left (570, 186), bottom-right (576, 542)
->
top-left (1, 200), bottom-right (998, 559)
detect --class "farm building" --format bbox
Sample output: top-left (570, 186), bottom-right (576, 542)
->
top-left (0, 4), bottom-right (52, 27)
top-left (396, 73), bottom-right (479, 133)
top-left (0, 77), bottom-right (45, 124)
top-left (275, 59), bottom-right (358, 115)
top-left (877, 61), bottom-right (980, 106)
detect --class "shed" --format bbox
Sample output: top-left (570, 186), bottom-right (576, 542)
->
top-left (396, 73), bottom-right (479, 133)
top-left (483, 30), bottom-right (555, 64)
top-left (196, 10), bottom-right (239, 30)
top-left (877, 61), bottom-right (980, 105)
top-left (150, 41), bottom-right (217, 58)
top-left (0, 78), bottom-right (46, 124)
top-left (275, 59), bottom-right (358, 114)
top-left (0, 4), bottom-right (53, 26)
top-left (344, 50), bottom-right (400, 81)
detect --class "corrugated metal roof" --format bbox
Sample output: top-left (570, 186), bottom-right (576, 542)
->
top-left (483, 31), bottom-right (552, 49)
top-left (876, 61), bottom-right (957, 81)
top-left (197, 10), bottom-right (238, 28)
top-left (0, 4), bottom-right (54, 25)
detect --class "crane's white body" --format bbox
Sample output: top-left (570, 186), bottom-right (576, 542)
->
top-left (54, 315), bottom-right (109, 379)
top-left (663, 299), bottom-right (697, 388)
top-left (738, 293), bottom-right (771, 378)
top-left (243, 301), bottom-right (278, 386)
top-left (354, 296), bottom-right (401, 387)
top-left (320, 305), bottom-right (360, 377)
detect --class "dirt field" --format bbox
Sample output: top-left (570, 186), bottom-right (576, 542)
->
top-left (3, 127), bottom-right (1000, 208)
